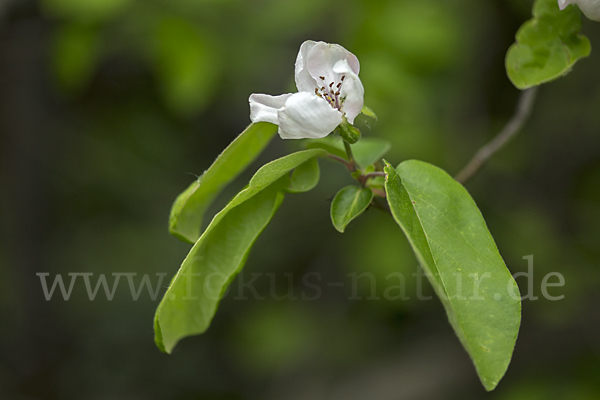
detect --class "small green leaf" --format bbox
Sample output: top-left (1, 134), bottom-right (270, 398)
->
top-left (506, 0), bottom-right (591, 89)
top-left (361, 105), bottom-right (378, 120)
top-left (156, 149), bottom-right (326, 353)
top-left (367, 175), bottom-right (385, 188)
top-left (169, 122), bottom-right (277, 243)
top-left (287, 157), bottom-right (320, 193)
top-left (384, 160), bottom-right (521, 391)
top-left (330, 185), bottom-right (373, 233)
top-left (305, 137), bottom-right (391, 170)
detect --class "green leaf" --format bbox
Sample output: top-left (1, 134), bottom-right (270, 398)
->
top-left (506, 0), bottom-right (591, 89)
top-left (305, 137), bottom-right (391, 169)
top-left (155, 180), bottom-right (286, 354)
top-left (287, 157), bottom-right (320, 193)
top-left (361, 105), bottom-right (378, 120)
top-left (384, 160), bottom-right (521, 391)
top-left (235, 149), bottom-right (325, 194)
top-left (169, 122), bottom-right (277, 243)
top-left (330, 185), bottom-right (373, 233)
top-left (156, 149), bottom-right (326, 353)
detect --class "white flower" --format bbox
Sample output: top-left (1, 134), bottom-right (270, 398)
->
top-left (559, 0), bottom-right (600, 21)
top-left (249, 40), bottom-right (365, 140)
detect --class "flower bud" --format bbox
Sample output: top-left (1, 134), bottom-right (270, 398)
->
top-left (336, 116), bottom-right (361, 144)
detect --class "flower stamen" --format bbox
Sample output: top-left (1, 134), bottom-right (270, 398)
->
top-left (314, 74), bottom-right (347, 112)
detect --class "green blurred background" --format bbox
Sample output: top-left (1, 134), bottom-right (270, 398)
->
top-left (2, 0), bottom-right (600, 398)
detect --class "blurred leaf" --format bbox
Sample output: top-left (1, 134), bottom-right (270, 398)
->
top-left (357, 52), bottom-right (443, 161)
top-left (305, 137), bottom-right (347, 160)
top-left (384, 160), bottom-right (521, 391)
top-left (42, 0), bottom-right (132, 21)
top-left (52, 23), bottom-right (101, 93)
top-left (506, 0), bottom-right (590, 89)
top-left (305, 137), bottom-right (391, 169)
top-left (352, 139), bottom-right (392, 169)
top-left (287, 158), bottom-right (320, 193)
top-left (375, 2), bottom-right (464, 72)
top-left (154, 17), bottom-right (220, 115)
top-left (157, 0), bottom-right (234, 11)
top-left (330, 185), bottom-right (373, 233)
top-left (230, 302), bottom-right (319, 376)
top-left (249, 0), bottom-right (326, 37)
top-left (169, 122), bottom-right (277, 243)
top-left (361, 105), bottom-right (378, 120)
top-left (156, 149), bottom-right (326, 353)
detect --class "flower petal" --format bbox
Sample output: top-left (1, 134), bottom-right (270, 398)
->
top-left (306, 42), bottom-right (360, 86)
top-left (249, 93), bottom-right (292, 125)
top-left (557, 0), bottom-right (571, 10)
top-left (295, 40), bottom-right (318, 93)
top-left (333, 60), bottom-right (364, 124)
top-left (277, 92), bottom-right (342, 139)
top-left (569, 0), bottom-right (600, 21)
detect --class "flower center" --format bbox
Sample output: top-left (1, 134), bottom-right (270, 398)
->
top-left (314, 75), bottom-right (346, 111)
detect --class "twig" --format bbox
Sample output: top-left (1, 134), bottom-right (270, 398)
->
top-left (455, 87), bottom-right (539, 184)
top-left (358, 171), bottom-right (386, 186)
top-left (362, 171), bottom-right (386, 180)
top-left (326, 154), bottom-right (353, 171)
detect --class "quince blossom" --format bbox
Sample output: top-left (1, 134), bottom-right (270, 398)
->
top-left (249, 40), bottom-right (364, 139)
top-left (559, 0), bottom-right (600, 21)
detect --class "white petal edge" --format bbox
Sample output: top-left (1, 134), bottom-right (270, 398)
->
top-left (558, 0), bottom-right (571, 10)
top-left (295, 40), bottom-right (318, 93)
top-left (277, 92), bottom-right (342, 139)
top-left (333, 60), bottom-right (364, 124)
top-left (249, 93), bottom-right (292, 125)
top-left (306, 42), bottom-right (360, 86)
top-left (573, 0), bottom-right (600, 21)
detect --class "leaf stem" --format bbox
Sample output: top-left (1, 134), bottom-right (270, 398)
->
top-left (455, 87), bottom-right (538, 184)
top-left (343, 140), bottom-right (357, 172)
